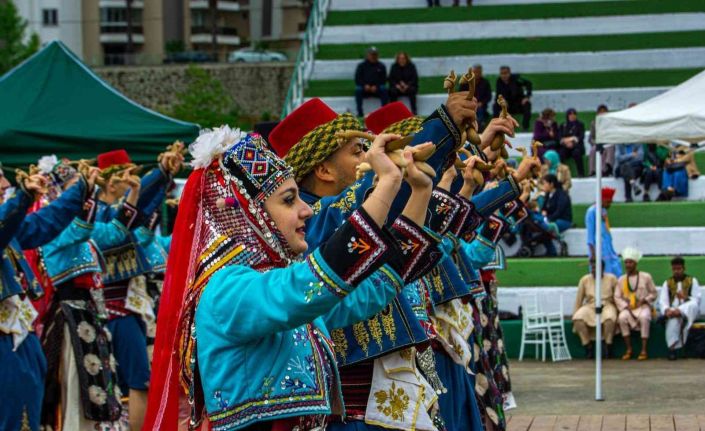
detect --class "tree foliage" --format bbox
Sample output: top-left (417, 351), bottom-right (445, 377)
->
top-left (170, 65), bottom-right (243, 129)
top-left (0, 0), bottom-right (40, 75)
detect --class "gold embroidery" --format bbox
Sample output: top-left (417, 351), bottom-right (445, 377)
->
top-left (374, 382), bottom-right (410, 421)
top-left (399, 347), bottom-right (413, 361)
top-left (20, 407), bottom-right (31, 431)
top-left (330, 182), bottom-right (361, 213)
top-left (330, 329), bottom-right (348, 363)
top-left (310, 200), bottom-right (322, 215)
top-left (380, 306), bottom-right (397, 344)
top-left (367, 315), bottom-right (383, 349)
top-left (352, 321), bottom-right (370, 355)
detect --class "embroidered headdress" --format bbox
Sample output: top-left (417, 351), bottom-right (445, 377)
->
top-left (365, 101), bottom-right (423, 136)
top-left (145, 127), bottom-right (296, 430)
top-left (269, 98), bottom-right (363, 182)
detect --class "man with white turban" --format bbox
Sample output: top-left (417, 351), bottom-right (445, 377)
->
top-left (614, 247), bottom-right (657, 360)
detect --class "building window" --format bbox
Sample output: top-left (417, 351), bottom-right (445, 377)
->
top-left (42, 9), bottom-right (58, 26)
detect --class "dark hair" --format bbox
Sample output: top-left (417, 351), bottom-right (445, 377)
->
top-left (597, 104), bottom-right (608, 113)
top-left (541, 108), bottom-right (555, 120)
top-left (500, 65), bottom-right (510, 71)
top-left (671, 256), bottom-right (685, 267)
top-left (542, 174), bottom-right (560, 189)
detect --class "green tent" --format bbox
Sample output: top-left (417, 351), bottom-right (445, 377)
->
top-left (0, 41), bottom-right (200, 168)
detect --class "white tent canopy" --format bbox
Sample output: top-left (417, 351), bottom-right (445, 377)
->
top-left (596, 69), bottom-right (705, 144)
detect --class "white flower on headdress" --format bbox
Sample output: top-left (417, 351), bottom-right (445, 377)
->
top-left (38, 155), bottom-right (59, 174)
top-left (88, 385), bottom-right (108, 405)
top-left (189, 125), bottom-right (245, 169)
top-left (84, 353), bottom-right (102, 376)
top-left (77, 321), bottom-right (96, 343)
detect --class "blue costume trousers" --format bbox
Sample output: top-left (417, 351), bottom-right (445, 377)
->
top-left (0, 333), bottom-right (46, 431)
top-left (107, 314), bottom-right (150, 395)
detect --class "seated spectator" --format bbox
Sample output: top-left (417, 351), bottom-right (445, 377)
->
top-left (573, 258), bottom-right (618, 358)
top-left (615, 143), bottom-right (644, 202)
top-left (533, 108), bottom-right (559, 158)
top-left (641, 144), bottom-right (668, 201)
top-left (558, 108), bottom-right (586, 177)
top-left (657, 256), bottom-right (702, 360)
top-left (539, 174), bottom-right (572, 256)
top-left (588, 104), bottom-right (615, 177)
top-left (354, 47), bottom-right (388, 117)
top-left (427, 0), bottom-right (439, 6)
top-left (472, 64), bottom-right (492, 129)
top-left (659, 147), bottom-right (688, 201)
top-left (494, 65), bottom-right (532, 131)
top-left (615, 247), bottom-right (658, 360)
top-left (540, 150), bottom-right (572, 191)
top-left (388, 51), bottom-right (419, 114)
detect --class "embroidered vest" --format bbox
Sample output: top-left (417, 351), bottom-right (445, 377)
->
top-left (667, 276), bottom-right (692, 305)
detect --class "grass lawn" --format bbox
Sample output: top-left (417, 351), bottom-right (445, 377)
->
top-left (326, 0), bottom-right (705, 26)
top-left (572, 201), bottom-right (705, 228)
top-left (317, 30), bottom-right (705, 60)
top-left (305, 69), bottom-right (702, 98)
top-left (500, 256), bottom-right (705, 287)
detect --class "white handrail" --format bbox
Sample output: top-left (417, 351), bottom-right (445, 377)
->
top-left (282, 0), bottom-right (330, 117)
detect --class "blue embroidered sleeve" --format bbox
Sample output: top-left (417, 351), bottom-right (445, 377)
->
top-left (41, 218), bottom-right (93, 252)
top-left (200, 256), bottom-right (356, 344)
top-left (320, 265), bottom-right (403, 330)
top-left (0, 190), bottom-right (33, 249)
top-left (471, 176), bottom-right (521, 217)
top-left (16, 179), bottom-right (87, 249)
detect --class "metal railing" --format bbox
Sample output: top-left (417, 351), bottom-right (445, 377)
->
top-left (281, 0), bottom-right (330, 117)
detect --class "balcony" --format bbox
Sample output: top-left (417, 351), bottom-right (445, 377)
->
top-left (99, 0), bottom-right (144, 8)
top-left (190, 26), bottom-right (240, 45)
top-left (100, 24), bottom-right (145, 44)
top-left (190, 1), bottom-right (241, 12)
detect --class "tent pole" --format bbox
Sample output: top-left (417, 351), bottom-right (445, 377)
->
top-left (594, 145), bottom-right (604, 402)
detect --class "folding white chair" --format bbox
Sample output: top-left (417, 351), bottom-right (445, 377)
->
top-left (519, 293), bottom-right (548, 361)
top-left (543, 296), bottom-right (572, 362)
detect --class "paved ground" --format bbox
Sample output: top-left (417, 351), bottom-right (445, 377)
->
top-left (508, 359), bottom-right (705, 415)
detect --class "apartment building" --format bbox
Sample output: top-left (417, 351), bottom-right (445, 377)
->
top-left (15, 0), bottom-right (307, 66)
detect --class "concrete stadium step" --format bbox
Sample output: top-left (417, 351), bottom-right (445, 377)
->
top-left (501, 256), bottom-right (705, 286)
top-left (559, 227), bottom-right (705, 257)
top-left (320, 13), bottom-right (705, 44)
top-left (571, 201), bottom-right (705, 228)
top-left (569, 177), bottom-right (705, 204)
top-left (314, 86), bottom-right (669, 117)
top-left (310, 47), bottom-right (705, 80)
top-left (496, 286), bottom-right (705, 316)
top-left (330, 0), bottom-right (614, 11)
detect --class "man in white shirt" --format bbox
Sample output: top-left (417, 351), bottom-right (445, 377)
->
top-left (658, 256), bottom-right (702, 360)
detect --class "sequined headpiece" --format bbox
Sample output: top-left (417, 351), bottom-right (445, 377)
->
top-left (146, 127), bottom-right (297, 430)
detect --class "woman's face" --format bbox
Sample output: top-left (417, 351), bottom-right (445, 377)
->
top-left (568, 112), bottom-right (577, 122)
top-left (397, 53), bottom-right (408, 66)
top-left (263, 178), bottom-right (314, 255)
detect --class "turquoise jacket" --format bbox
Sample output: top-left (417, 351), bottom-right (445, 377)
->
top-left (195, 251), bottom-right (404, 430)
top-left (133, 226), bottom-right (169, 275)
top-left (41, 216), bottom-right (130, 286)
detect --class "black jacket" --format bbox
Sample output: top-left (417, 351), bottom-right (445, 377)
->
top-left (388, 62), bottom-right (418, 90)
top-left (475, 77), bottom-right (492, 106)
top-left (355, 59), bottom-right (387, 87)
top-left (542, 188), bottom-right (572, 223)
top-left (495, 74), bottom-right (532, 108)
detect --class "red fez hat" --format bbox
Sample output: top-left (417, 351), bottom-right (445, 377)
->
top-left (269, 98), bottom-right (338, 158)
top-left (97, 149), bottom-right (132, 170)
top-left (601, 187), bottom-right (616, 201)
top-left (364, 102), bottom-right (414, 135)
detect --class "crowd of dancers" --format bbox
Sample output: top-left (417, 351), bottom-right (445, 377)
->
top-left (1, 71), bottom-right (543, 431)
